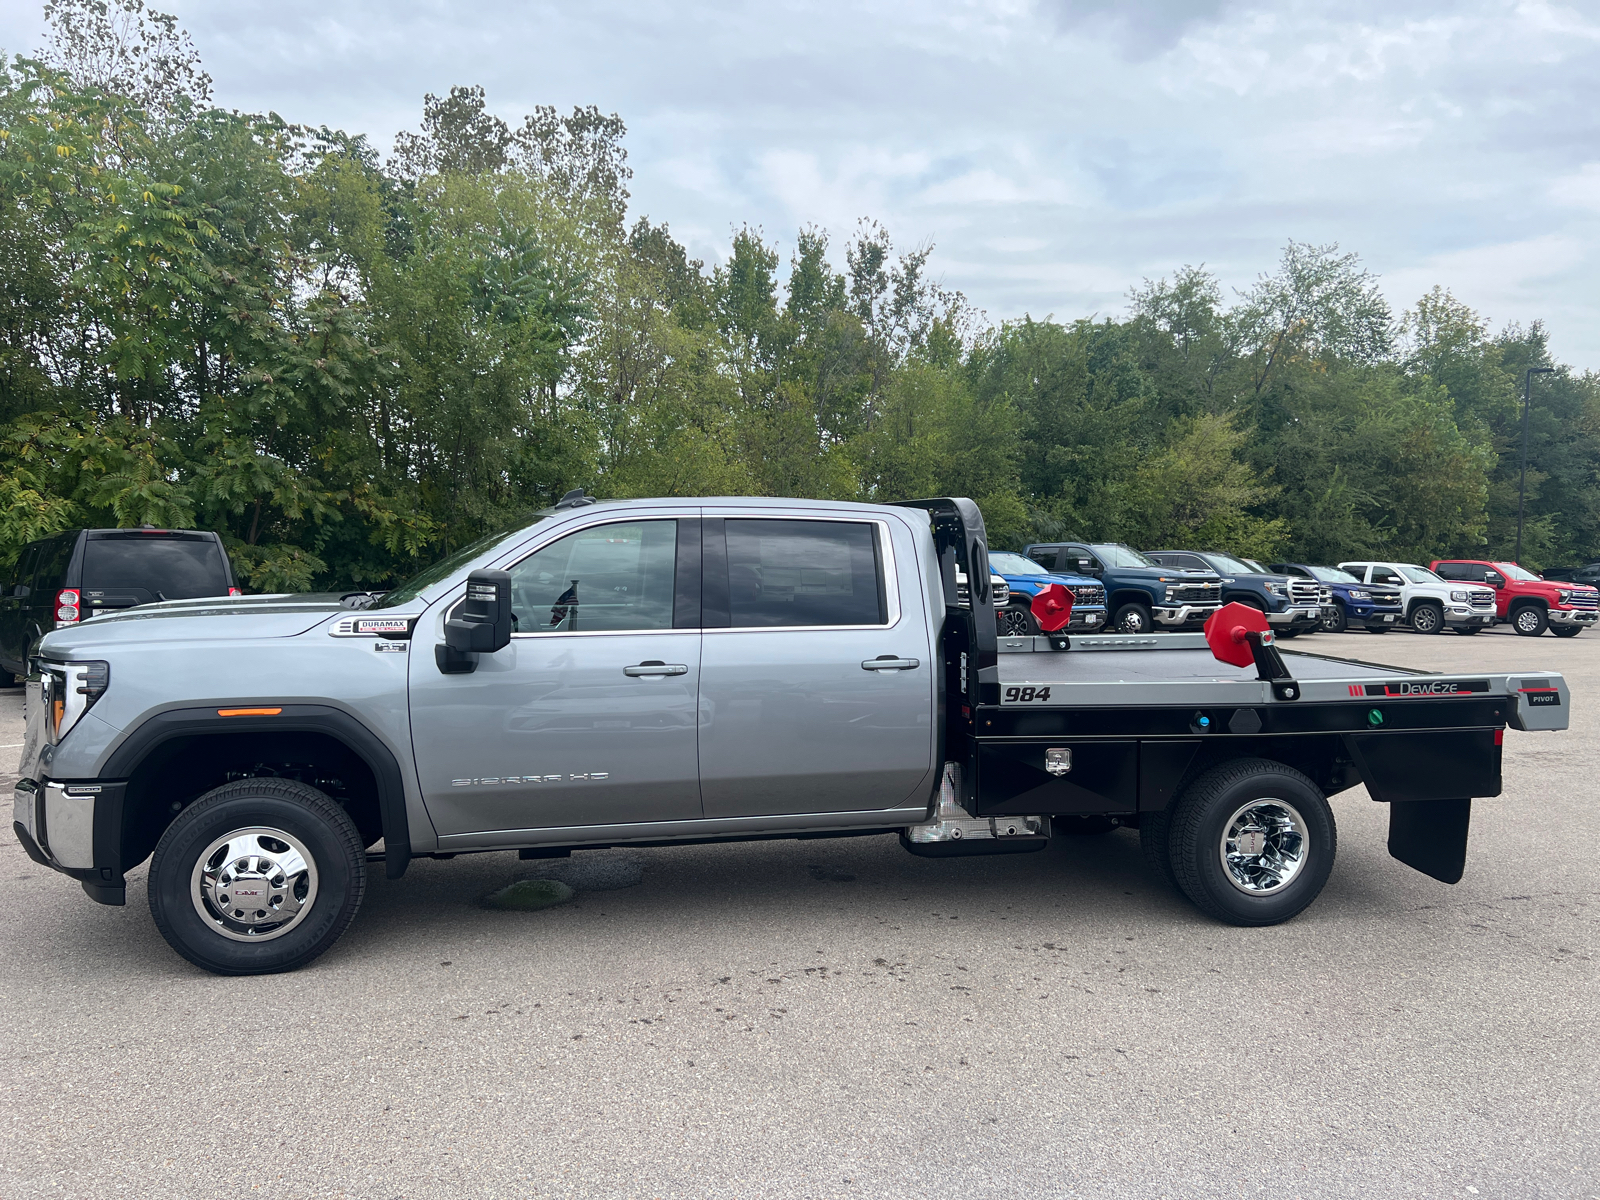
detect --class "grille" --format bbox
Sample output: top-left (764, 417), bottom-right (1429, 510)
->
top-left (992, 577), bottom-right (1010, 607)
top-left (1068, 583), bottom-right (1106, 607)
top-left (1168, 583), bottom-right (1221, 604)
top-left (1567, 589), bottom-right (1598, 611)
top-left (1369, 588), bottom-right (1402, 606)
top-left (1467, 590), bottom-right (1496, 610)
top-left (1288, 580), bottom-right (1320, 605)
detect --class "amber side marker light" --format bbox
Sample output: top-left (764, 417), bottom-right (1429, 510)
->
top-left (217, 707), bottom-right (282, 717)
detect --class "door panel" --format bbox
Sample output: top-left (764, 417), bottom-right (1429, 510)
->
top-left (410, 518), bottom-right (703, 837)
top-left (697, 516), bottom-right (935, 818)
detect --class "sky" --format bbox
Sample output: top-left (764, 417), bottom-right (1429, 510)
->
top-left (5, 0), bottom-right (1599, 367)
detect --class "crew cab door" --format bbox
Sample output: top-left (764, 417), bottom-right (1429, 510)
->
top-left (409, 515), bottom-right (703, 838)
top-left (696, 512), bottom-right (936, 818)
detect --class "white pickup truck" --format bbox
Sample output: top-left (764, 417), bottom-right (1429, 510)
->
top-left (1337, 560), bottom-right (1498, 635)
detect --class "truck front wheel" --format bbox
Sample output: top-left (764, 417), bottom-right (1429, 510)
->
top-left (997, 603), bottom-right (1039, 637)
top-left (1320, 604), bottom-right (1347, 633)
top-left (148, 778), bottom-right (367, 975)
top-left (1112, 602), bottom-right (1153, 634)
top-left (1409, 602), bottom-right (1444, 634)
top-left (1165, 759), bottom-right (1335, 926)
top-left (1511, 605), bottom-right (1548, 637)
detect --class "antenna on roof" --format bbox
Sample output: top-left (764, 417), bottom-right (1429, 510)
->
top-left (554, 488), bottom-right (599, 511)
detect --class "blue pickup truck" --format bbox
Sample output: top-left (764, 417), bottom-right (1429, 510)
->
top-left (1269, 563), bottom-right (1404, 633)
top-left (1023, 541), bottom-right (1222, 634)
top-left (1146, 551), bottom-right (1324, 636)
top-left (985, 550), bottom-right (1108, 637)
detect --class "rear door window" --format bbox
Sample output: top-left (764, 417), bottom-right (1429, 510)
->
top-left (32, 535), bottom-right (77, 598)
top-left (82, 535), bottom-right (230, 602)
top-left (724, 519), bottom-right (885, 628)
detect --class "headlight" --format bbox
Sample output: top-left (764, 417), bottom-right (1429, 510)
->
top-left (40, 660), bottom-right (110, 745)
top-left (1348, 589), bottom-right (1370, 600)
top-left (1558, 590), bottom-right (1573, 605)
top-left (1263, 581), bottom-right (1285, 595)
top-left (1450, 590), bottom-right (1468, 602)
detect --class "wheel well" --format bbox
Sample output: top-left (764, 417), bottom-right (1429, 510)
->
top-left (1163, 737), bottom-right (1355, 811)
top-left (1407, 597), bottom-right (1443, 616)
top-left (121, 731), bottom-right (384, 872)
top-left (1109, 590), bottom-right (1151, 611)
top-left (1510, 597), bottom-right (1546, 612)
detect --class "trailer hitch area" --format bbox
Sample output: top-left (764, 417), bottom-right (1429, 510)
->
top-left (1031, 584), bottom-right (1074, 651)
top-left (1205, 602), bottom-right (1301, 700)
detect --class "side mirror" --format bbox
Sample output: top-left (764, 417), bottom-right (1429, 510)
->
top-left (14, 584), bottom-right (29, 599)
top-left (437, 569), bottom-right (512, 674)
top-left (1077, 559), bottom-right (1099, 575)
top-left (1487, 574), bottom-right (1504, 589)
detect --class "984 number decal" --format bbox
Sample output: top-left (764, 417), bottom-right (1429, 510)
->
top-left (1004, 686), bottom-right (1052, 703)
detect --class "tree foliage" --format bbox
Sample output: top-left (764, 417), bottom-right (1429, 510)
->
top-left (4, 0), bottom-right (1598, 591)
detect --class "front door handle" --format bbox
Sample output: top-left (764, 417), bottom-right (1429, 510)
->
top-left (862, 656), bottom-right (920, 671)
top-left (623, 660), bottom-right (689, 677)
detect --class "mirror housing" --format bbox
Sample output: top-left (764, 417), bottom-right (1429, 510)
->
top-left (1076, 559), bottom-right (1099, 575)
top-left (1487, 573), bottom-right (1504, 589)
top-left (437, 569), bottom-right (513, 673)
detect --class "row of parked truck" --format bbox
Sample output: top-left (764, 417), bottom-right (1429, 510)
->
top-left (980, 541), bottom-right (1600, 641)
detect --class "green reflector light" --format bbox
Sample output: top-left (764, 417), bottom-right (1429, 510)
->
top-left (1368, 709), bottom-right (1384, 726)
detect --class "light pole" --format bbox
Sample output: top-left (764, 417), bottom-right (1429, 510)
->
top-left (1514, 365), bottom-right (1555, 564)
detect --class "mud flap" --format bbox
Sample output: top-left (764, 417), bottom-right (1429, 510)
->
top-left (1387, 797), bottom-right (1471, 884)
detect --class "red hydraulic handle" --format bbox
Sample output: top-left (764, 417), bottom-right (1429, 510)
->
top-left (1030, 584), bottom-right (1075, 633)
top-left (1204, 601), bottom-right (1272, 667)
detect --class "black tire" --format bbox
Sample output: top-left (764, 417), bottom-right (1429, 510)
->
top-left (1139, 807), bottom-right (1176, 890)
top-left (1454, 623), bottom-right (1482, 635)
top-left (1409, 602), bottom-right (1444, 635)
top-left (1553, 624), bottom-right (1582, 638)
top-left (148, 778), bottom-right (367, 975)
top-left (1165, 758), bottom-right (1336, 927)
top-left (1112, 602), bottom-right (1153, 635)
top-left (1511, 605), bottom-right (1548, 637)
top-left (1366, 624), bottom-right (1391, 634)
top-left (1053, 815), bottom-right (1119, 836)
top-left (998, 603), bottom-right (1039, 638)
top-left (1321, 605), bottom-right (1348, 633)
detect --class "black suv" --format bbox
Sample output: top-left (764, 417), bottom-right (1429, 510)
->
top-left (0, 528), bottom-right (237, 684)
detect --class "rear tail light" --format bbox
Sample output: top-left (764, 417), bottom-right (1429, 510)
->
top-left (55, 589), bottom-right (79, 625)
top-left (229, 587), bottom-right (242, 597)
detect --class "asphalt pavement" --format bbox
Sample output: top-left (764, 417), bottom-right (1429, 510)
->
top-left (1, 624), bottom-right (1596, 1199)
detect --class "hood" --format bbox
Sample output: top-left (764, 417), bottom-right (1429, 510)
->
top-left (1126, 567), bottom-right (1222, 584)
top-left (38, 594), bottom-right (348, 657)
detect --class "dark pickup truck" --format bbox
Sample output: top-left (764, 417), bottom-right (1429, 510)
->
top-left (1146, 550), bottom-right (1323, 636)
top-left (1024, 541), bottom-right (1222, 634)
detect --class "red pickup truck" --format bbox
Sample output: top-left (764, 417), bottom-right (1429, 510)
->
top-left (1430, 559), bottom-right (1600, 637)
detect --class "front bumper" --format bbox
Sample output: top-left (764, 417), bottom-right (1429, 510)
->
top-left (1268, 606), bottom-right (1324, 626)
top-left (1152, 604), bottom-right (1221, 626)
top-left (1446, 610), bottom-right (1498, 627)
top-left (1548, 609), bottom-right (1599, 626)
top-left (1068, 610), bottom-right (1105, 629)
top-left (12, 777), bottom-right (127, 905)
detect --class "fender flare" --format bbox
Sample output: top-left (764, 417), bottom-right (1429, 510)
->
top-left (101, 704), bottom-right (412, 878)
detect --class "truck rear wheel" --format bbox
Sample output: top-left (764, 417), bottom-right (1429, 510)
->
top-left (1112, 602), bottom-right (1152, 634)
top-left (1511, 605), bottom-right (1548, 637)
top-left (1165, 759), bottom-right (1335, 926)
top-left (148, 778), bottom-right (367, 975)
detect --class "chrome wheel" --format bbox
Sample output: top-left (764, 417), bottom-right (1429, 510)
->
top-left (1410, 604), bottom-right (1441, 634)
top-left (1514, 608), bottom-right (1544, 635)
top-left (1218, 799), bottom-right (1308, 895)
top-left (190, 826), bottom-right (319, 943)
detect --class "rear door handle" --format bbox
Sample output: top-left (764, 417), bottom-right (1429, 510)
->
top-left (862, 656), bottom-right (920, 671)
top-left (623, 661), bottom-right (689, 677)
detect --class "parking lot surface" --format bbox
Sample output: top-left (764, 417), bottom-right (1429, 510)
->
top-left (1, 625), bottom-right (1596, 1199)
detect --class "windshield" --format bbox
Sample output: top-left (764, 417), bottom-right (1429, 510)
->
top-left (1497, 562), bottom-right (1540, 582)
top-left (1400, 565), bottom-right (1443, 584)
top-left (1203, 552), bottom-right (1259, 575)
top-left (1308, 565), bottom-right (1359, 583)
top-left (1089, 544), bottom-right (1157, 569)
top-left (375, 515), bottom-right (546, 607)
top-left (989, 551), bottom-right (1049, 575)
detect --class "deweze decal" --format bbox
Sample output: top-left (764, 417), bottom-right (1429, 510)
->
top-left (1357, 680), bottom-right (1490, 697)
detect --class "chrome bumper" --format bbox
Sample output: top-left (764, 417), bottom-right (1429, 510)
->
top-left (1548, 609), bottom-right (1598, 626)
top-left (1268, 606), bottom-right (1323, 625)
top-left (1447, 611), bottom-right (1498, 625)
top-left (1152, 604), bottom-right (1220, 625)
top-left (12, 778), bottom-right (97, 870)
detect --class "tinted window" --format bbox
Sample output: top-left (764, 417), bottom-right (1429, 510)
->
top-left (32, 535), bottom-right (78, 595)
top-left (725, 519), bottom-right (884, 628)
top-left (83, 536), bottom-right (229, 600)
top-left (1027, 549), bottom-right (1060, 570)
top-left (1434, 562), bottom-right (1477, 581)
top-left (11, 545), bottom-right (39, 596)
top-left (508, 520), bottom-right (677, 633)
top-left (1371, 567), bottom-right (1403, 585)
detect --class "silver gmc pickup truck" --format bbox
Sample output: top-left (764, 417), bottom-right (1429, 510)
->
top-left (11, 495), bottom-right (1571, 975)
